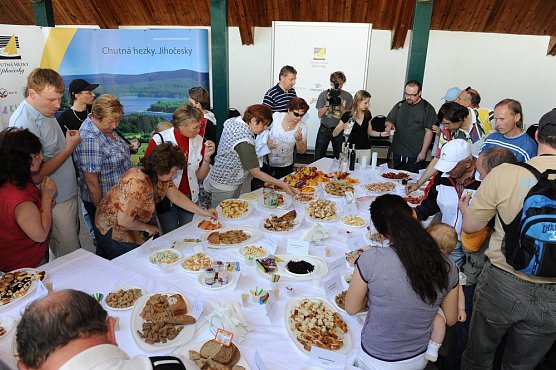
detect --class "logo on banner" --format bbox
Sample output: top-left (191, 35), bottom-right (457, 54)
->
top-left (313, 47), bottom-right (326, 60)
top-left (0, 88), bottom-right (8, 98)
top-left (0, 34), bottom-right (21, 59)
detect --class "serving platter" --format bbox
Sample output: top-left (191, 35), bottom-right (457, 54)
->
top-left (207, 226), bottom-right (261, 249)
top-left (0, 268), bottom-right (46, 310)
top-left (216, 199), bottom-right (252, 221)
top-left (103, 286), bottom-right (145, 311)
top-left (261, 210), bottom-right (303, 233)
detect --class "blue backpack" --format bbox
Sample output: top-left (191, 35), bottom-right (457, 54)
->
top-left (500, 162), bottom-right (556, 277)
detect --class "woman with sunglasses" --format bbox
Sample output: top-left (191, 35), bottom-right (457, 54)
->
top-left (333, 90), bottom-right (386, 149)
top-left (266, 97), bottom-right (309, 179)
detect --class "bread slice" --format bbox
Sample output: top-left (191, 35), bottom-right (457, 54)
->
top-left (212, 342), bottom-right (234, 364)
top-left (200, 340), bottom-right (223, 360)
top-left (207, 232), bottom-right (220, 244)
top-left (281, 209), bottom-right (297, 221)
top-left (168, 294), bottom-right (187, 316)
top-left (225, 343), bottom-right (240, 366)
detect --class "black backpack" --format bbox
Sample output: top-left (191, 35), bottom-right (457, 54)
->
top-left (500, 162), bottom-right (556, 277)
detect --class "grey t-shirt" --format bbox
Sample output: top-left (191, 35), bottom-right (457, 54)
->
top-left (316, 90), bottom-right (354, 129)
top-left (387, 99), bottom-right (436, 158)
top-left (356, 246), bottom-right (458, 361)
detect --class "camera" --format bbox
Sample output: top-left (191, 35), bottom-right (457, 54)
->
top-left (328, 82), bottom-right (342, 106)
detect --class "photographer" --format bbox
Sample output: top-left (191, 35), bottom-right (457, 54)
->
top-left (315, 71), bottom-right (354, 160)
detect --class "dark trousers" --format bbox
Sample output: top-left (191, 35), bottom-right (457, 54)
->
top-left (251, 163), bottom-right (294, 191)
top-left (314, 125), bottom-right (344, 160)
top-left (392, 153), bottom-right (427, 173)
top-left (461, 264), bottom-right (556, 369)
top-left (95, 228), bottom-right (140, 260)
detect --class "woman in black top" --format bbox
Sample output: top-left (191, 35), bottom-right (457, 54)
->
top-left (333, 90), bottom-right (388, 149)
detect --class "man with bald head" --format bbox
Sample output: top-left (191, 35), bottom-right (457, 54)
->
top-left (16, 289), bottom-right (187, 370)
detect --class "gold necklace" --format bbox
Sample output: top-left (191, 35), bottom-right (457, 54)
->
top-left (71, 107), bottom-right (89, 122)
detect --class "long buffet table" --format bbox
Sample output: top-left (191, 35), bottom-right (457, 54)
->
top-left (0, 158), bottom-right (413, 370)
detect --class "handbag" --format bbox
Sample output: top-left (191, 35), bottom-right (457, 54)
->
top-left (153, 133), bottom-right (173, 213)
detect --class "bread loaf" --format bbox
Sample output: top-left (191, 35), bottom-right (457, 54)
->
top-left (168, 294), bottom-right (187, 316)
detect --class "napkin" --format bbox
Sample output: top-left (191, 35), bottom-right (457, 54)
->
top-left (301, 223), bottom-right (330, 242)
top-left (204, 301), bottom-right (251, 343)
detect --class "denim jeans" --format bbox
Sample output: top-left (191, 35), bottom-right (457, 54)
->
top-left (314, 125), bottom-right (344, 160)
top-left (446, 284), bottom-right (477, 369)
top-left (95, 228), bottom-right (139, 260)
top-left (156, 203), bottom-right (194, 235)
top-left (461, 263), bottom-right (556, 370)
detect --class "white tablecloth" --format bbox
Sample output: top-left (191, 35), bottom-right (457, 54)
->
top-left (1, 158), bottom-right (405, 370)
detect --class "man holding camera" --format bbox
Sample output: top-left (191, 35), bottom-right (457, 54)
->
top-left (314, 71), bottom-right (353, 160)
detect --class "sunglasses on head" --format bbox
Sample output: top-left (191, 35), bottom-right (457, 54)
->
top-left (292, 111), bottom-right (305, 117)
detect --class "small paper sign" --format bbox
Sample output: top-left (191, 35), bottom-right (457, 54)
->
top-left (264, 300), bottom-right (280, 324)
top-left (328, 256), bottom-right (347, 274)
top-left (309, 346), bottom-right (346, 369)
top-left (264, 236), bottom-right (279, 255)
top-left (322, 273), bottom-right (343, 296)
top-left (193, 244), bottom-right (204, 254)
top-left (35, 280), bottom-right (49, 299)
top-left (192, 298), bottom-right (204, 320)
top-left (287, 239), bottom-right (310, 255)
top-left (214, 328), bottom-right (234, 347)
top-left (348, 234), bottom-right (367, 251)
top-left (252, 351), bottom-right (268, 370)
top-left (346, 201), bottom-right (358, 214)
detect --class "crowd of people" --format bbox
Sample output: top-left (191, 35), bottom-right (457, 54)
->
top-left (0, 65), bottom-right (555, 370)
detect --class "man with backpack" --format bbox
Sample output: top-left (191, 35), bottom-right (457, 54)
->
top-left (385, 80), bottom-right (437, 173)
top-left (459, 108), bottom-right (556, 369)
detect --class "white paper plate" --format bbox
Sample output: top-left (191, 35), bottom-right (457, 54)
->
top-left (197, 272), bottom-right (238, 290)
top-left (216, 200), bottom-right (252, 221)
top-left (207, 226), bottom-right (261, 248)
top-left (285, 297), bottom-right (352, 354)
top-left (0, 315), bottom-right (15, 342)
top-left (0, 268), bottom-right (47, 310)
top-left (171, 238), bottom-right (203, 250)
top-left (196, 218), bottom-right (224, 232)
top-left (239, 245), bottom-right (268, 259)
top-left (148, 249), bottom-right (181, 267)
top-left (258, 192), bottom-right (293, 211)
top-left (180, 253), bottom-right (214, 273)
top-left (380, 169), bottom-right (414, 182)
top-left (131, 291), bottom-right (196, 352)
top-left (331, 290), bottom-right (367, 317)
top-left (340, 215), bottom-right (368, 228)
top-left (261, 210), bottom-right (303, 233)
top-left (239, 189), bottom-right (261, 202)
top-left (103, 286), bottom-right (145, 311)
top-left (404, 190), bottom-right (425, 208)
top-left (257, 255), bottom-right (328, 281)
top-left (363, 181), bottom-right (397, 194)
top-left (304, 200), bottom-right (340, 223)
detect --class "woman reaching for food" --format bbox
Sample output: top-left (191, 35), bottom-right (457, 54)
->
top-left (204, 104), bottom-right (295, 207)
top-left (345, 194), bottom-right (459, 370)
top-left (95, 143), bottom-right (217, 260)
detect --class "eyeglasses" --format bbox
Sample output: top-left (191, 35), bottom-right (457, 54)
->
top-left (292, 111), bottom-right (305, 117)
top-left (404, 91), bottom-right (420, 98)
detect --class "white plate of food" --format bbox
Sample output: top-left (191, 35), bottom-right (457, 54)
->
top-left (380, 169), bottom-right (414, 182)
top-left (258, 192), bottom-right (293, 211)
top-left (345, 247), bottom-right (371, 268)
top-left (197, 271), bottom-right (238, 290)
top-left (365, 230), bottom-right (387, 245)
top-left (196, 218), bottom-right (223, 232)
top-left (131, 291), bottom-right (196, 352)
top-left (256, 255), bottom-right (328, 281)
top-left (239, 190), bottom-right (261, 202)
top-left (240, 245), bottom-right (268, 259)
top-left (103, 286), bottom-right (145, 311)
top-left (332, 290), bottom-right (368, 316)
top-left (286, 297), bottom-right (351, 354)
top-left (324, 180), bottom-right (355, 197)
top-left (181, 252), bottom-right (214, 273)
top-left (261, 210), bottom-right (302, 233)
top-left (283, 259), bottom-right (317, 277)
top-left (293, 191), bottom-right (315, 204)
top-left (171, 238), bottom-right (203, 250)
top-left (0, 315), bottom-right (15, 342)
top-left (305, 199), bottom-right (339, 223)
top-left (0, 268), bottom-right (46, 309)
top-left (174, 340), bottom-right (251, 370)
top-left (207, 226), bottom-right (261, 248)
top-left (340, 215), bottom-right (368, 228)
top-left (216, 199), bottom-right (252, 220)
top-left (149, 249), bottom-right (181, 267)
top-left (404, 190), bottom-right (425, 207)
top-left (363, 181), bottom-right (397, 194)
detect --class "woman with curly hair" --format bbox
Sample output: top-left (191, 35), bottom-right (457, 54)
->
top-left (0, 128), bottom-right (57, 271)
top-left (345, 194), bottom-right (459, 370)
top-left (95, 142), bottom-right (217, 259)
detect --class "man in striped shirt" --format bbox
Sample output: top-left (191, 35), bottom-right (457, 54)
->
top-left (480, 98), bottom-right (537, 162)
top-left (262, 65), bottom-right (297, 113)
